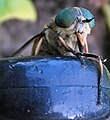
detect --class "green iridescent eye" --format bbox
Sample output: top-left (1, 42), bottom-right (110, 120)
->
top-left (55, 7), bottom-right (78, 28)
top-left (80, 7), bottom-right (95, 28)
top-left (55, 7), bottom-right (95, 28)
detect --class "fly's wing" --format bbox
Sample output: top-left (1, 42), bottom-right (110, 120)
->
top-left (10, 30), bottom-right (46, 57)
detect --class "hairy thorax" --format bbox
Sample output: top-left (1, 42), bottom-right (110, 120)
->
top-left (38, 19), bottom-right (79, 56)
top-left (37, 16), bottom-right (91, 56)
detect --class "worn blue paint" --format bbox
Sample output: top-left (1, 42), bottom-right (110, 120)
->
top-left (0, 56), bottom-right (110, 120)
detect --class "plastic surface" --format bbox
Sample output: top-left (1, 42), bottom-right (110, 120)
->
top-left (0, 56), bottom-right (110, 120)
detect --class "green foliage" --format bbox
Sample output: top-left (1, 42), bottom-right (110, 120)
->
top-left (0, 0), bottom-right (37, 23)
top-left (103, 65), bottom-right (110, 81)
top-left (102, 3), bottom-right (110, 32)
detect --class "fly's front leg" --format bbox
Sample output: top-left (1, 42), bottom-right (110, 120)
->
top-left (58, 35), bottom-right (104, 105)
top-left (77, 41), bottom-right (86, 68)
top-left (81, 53), bottom-right (104, 105)
top-left (58, 35), bottom-right (85, 62)
top-left (76, 32), bottom-right (89, 68)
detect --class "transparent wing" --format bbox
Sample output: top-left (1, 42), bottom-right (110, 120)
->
top-left (10, 30), bottom-right (45, 57)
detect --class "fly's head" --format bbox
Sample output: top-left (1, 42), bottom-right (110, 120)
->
top-left (55, 7), bottom-right (95, 35)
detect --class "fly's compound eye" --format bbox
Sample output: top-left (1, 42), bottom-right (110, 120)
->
top-left (80, 7), bottom-right (95, 28)
top-left (55, 7), bottom-right (95, 29)
top-left (55, 7), bottom-right (78, 28)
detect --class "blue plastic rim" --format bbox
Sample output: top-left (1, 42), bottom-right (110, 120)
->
top-left (0, 56), bottom-right (110, 120)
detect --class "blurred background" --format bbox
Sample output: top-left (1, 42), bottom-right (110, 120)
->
top-left (0, 0), bottom-right (110, 70)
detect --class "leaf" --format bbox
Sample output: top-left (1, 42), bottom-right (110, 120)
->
top-left (101, 3), bottom-right (110, 32)
top-left (0, 0), bottom-right (37, 23)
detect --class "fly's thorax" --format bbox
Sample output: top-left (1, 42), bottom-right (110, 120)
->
top-left (44, 18), bottom-right (59, 44)
top-left (44, 16), bottom-right (84, 55)
top-left (45, 27), bottom-right (58, 46)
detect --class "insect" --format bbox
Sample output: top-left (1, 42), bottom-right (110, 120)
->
top-left (11, 7), bottom-right (104, 104)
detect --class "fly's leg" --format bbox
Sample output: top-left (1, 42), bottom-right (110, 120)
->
top-left (58, 35), bottom-right (86, 67)
top-left (97, 57), bottom-right (102, 105)
top-left (77, 37), bottom-right (87, 68)
top-left (58, 36), bottom-right (79, 56)
top-left (31, 37), bottom-right (43, 55)
top-left (84, 54), bottom-right (103, 105)
top-left (77, 32), bottom-right (89, 68)
top-left (58, 35), bottom-right (104, 105)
